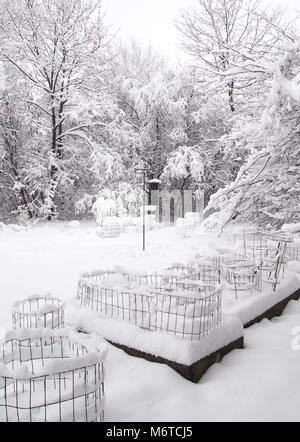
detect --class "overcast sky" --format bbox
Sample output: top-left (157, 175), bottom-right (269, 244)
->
top-left (102, 0), bottom-right (300, 62)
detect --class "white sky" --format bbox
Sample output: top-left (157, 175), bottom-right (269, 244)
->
top-left (102, 0), bottom-right (300, 61)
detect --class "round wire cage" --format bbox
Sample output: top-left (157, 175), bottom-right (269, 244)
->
top-left (188, 264), bottom-right (221, 285)
top-left (165, 264), bottom-right (198, 278)
top-left (255, 243), bottom-right (288, 289)
top-left (12, 295), bottom-right (65, 330)
top-left (97, 224), bottom-right (122, 238)
top-left (150, 285), bottom-right (222, 341)
top-left (284, 246), bottom-right (300, 262)
top-left (0, 329), bottom-right (106, 422)
top-left (221, 258), bottom-right (258, 299)
top-left (233, 228), bottom-right (293, 257)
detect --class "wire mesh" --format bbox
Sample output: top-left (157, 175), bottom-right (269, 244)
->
top-left (235, 230), bottom-right (291, 273)
top-left (151, 285), bottom-right (222, 341)
top-left (0, 332), bottom-right (105, 422)
top-left (255, 238), bottom-right (289, 290)
top-left (12, 296), bottom-right (65, 330)
top-left (78, 282), bottom-right (155, 329)
top-left (77, 271), bottom-right (222, 340)
top-left (165, 264), bottom-right (197, 278)
top-left (188, 264), bottom-right (221, 285)
top-left (221, 258), bottom-right (258, 299)
top-left (80, 270), bottom-right (183, 292)
top-left (98, 224), bottom-right (122, 238)
top-left (285, 246), bottom-right (300, 262)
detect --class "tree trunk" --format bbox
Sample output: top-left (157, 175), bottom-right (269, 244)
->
top-left (228, 80), bottom-right (235, 112)
top-left (47, 104), bottom-right (58, 220)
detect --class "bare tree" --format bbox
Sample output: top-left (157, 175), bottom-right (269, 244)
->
top-left (113, 40), bottom-right (167, 84)
top-left (0, 0), bottom-right (110, 219)
top-left (176, 0), bottom-right (296, 111)
top-left (0, 94), bottom-right (33, 219)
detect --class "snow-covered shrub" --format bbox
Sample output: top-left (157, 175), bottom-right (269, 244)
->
top-left (75, 183), bottom-right (143, 226)
top-left (92, 198), bottom-right (117, 226)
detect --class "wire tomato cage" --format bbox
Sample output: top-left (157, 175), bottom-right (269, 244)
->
top-left (0, 329), bottom-right (106, 422)
top-left (150, 283), bottom-right (222, 341)
top-left (12, 294), bottom-right (65, 330)
top-left (220, 258), bottom-right (258, 300)
top-left (285, 245), bottom-right (300, 262)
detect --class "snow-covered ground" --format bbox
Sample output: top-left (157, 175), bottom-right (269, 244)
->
top-left (1, 221), bottom-right (300, 421)
top-left (0, 222), bottom-right (224, 330)
top-left (105, 300), bottom-right (300, 422)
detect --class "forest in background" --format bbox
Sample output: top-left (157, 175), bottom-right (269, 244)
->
top-left (0, 0), bottom-right (299, 231)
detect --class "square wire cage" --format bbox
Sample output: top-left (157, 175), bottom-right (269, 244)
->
top-left (80, 269), bottom-right (183, 291)
top-left (78, 281), bottom-right (155, 329)
top-left (12, 296), bottom-right (65, 330)
top-left (77, 271), bottom-right (222, 341)
top-left (77, 269), bottom-right (199, 330)
top-left (0, 330), bottom-right (105, 422)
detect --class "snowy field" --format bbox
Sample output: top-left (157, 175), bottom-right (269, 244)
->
top-left (0, 222), bottom-right (224, 330)
top-left (105, 302), bottom-right (300, 422)
top-left (1, 222), bottom-right (300, 421)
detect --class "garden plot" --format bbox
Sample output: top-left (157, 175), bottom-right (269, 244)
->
top-left (66, 303), bottom-right (243, 368)
top-left (68, 225), bottom-right (300, 380)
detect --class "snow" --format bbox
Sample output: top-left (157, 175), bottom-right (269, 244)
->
top-left (12, 293), bottom-right (54, 313)
top-left (223, 274), bottom-right (300, 325)
top-left (67, 302), bottom-right (242, 365)
top-left (104, 299), bottom-right (300, 422)
top-left (0, 327), bottom-right (107, 379)
top-left (0, 223), bottom-right (221, 330)
top-left (282, 223), bottom-right (300, 234)
top-left (1, 222), bottom-right (300, 420)
top-left (68, 221), bottom-right (81, 229)
top-left (0, 327), bottom-right (69, 343)
top-left (148, 179), bottom-right (161, 184)
top-left (92, 198), bottom-right (117, 225)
